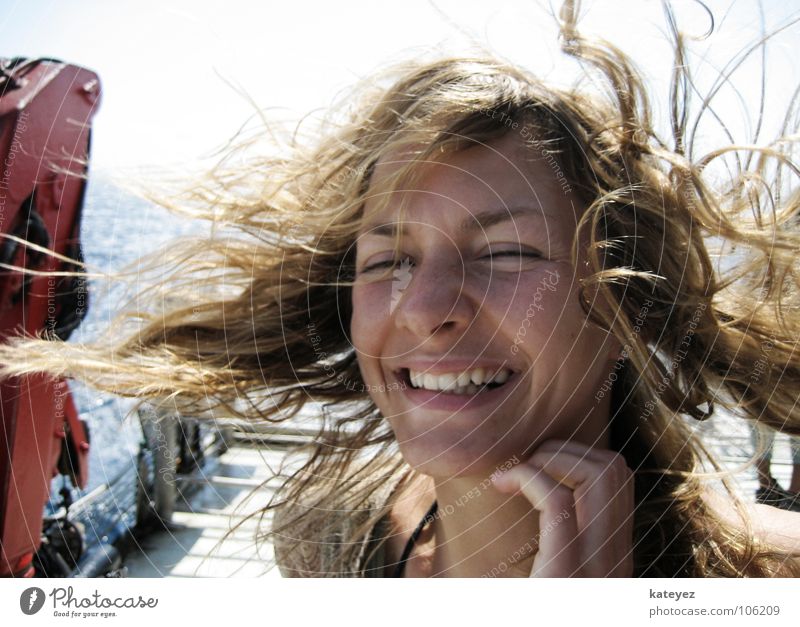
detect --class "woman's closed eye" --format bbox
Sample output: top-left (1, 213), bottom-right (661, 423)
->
top-left (357, 248), bottom-right (542, 274)
top-left (358, 255), bottom-right (414, 276)
top-left (478, 246), bottom-right (544, 268)
top-left (481, 249), bottom-right (540, 258)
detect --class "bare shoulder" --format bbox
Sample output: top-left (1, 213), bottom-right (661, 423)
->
top-left (702, 487), bottom-right (800, 553)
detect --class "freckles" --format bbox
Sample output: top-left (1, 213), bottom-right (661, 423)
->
top-left (351, 282), bottom-right (392, 348)
top-left (510, 269), bottom-right (566, 312)
top-left (353, 280), bottom-right (391, 302)
top-left (352, 283), bottom-right (389, 319)
top-left (499, 265), bottom-right (580, 360)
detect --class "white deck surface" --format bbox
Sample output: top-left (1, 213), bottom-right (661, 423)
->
top-left (123, 445), bottom-right (290, 578)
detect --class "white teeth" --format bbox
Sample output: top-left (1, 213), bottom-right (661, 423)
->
top-left (492, 369), bottom-right (510, 384)
top-left (470, 368), bottom-right (486, 386)
top-left (456, 372), bottom-right (471, 387)
top-left (407, 367), bottom-right (512, 393)
top-left (438, 373), bottom-right (458, 391)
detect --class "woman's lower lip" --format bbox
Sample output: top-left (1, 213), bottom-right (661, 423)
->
top-left (400, 377), bottom-right (516, 410)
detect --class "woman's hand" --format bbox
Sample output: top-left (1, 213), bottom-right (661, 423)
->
top-left (491, 439), bottom-right (635, 577)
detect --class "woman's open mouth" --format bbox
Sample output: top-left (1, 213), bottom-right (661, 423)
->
top-left (397, 366), bottom-right (514, 395)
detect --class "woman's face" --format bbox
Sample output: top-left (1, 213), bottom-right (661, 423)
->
top-left (351, 132), bottom-right (620, 479)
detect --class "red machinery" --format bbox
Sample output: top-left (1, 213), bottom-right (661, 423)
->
top-left (0, 58), bottom-right (100, 577)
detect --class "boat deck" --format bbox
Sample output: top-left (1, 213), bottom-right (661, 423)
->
top-left (123, 444), bottom-right (289, 578)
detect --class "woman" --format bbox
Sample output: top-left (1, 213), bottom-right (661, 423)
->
top-left (2, 2), bottom-right (799, 576)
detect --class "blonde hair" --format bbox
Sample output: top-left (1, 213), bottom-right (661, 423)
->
top-left (2, 1), bottom-right (799, 576)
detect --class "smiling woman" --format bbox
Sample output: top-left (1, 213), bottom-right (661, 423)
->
top-left (349, 135), bottom-right (628, 577)
top-left (2, 1), bottom-right (800, 577)
top-left (351, 133), bottom-right (621, 485)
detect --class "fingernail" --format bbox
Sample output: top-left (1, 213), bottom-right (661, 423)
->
top-left (491, 471), bottom-right (510, 489)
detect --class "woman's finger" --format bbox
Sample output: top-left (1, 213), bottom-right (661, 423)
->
top-left (493, 464), bottom-right (580, 577)
top-left (527, 449), bottom-right (632, 504)
top-left (527, 448), bottom-right (635, 576)
top-left (531, 438), bottom-right (618, 465)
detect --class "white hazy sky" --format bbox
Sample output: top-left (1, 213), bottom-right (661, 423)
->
top-left (1, 0), bottom-right (797, 171)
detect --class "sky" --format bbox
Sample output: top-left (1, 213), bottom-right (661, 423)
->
top-left (1, 0), bottom-right (798, 173)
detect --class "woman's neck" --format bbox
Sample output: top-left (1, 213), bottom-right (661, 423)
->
top-left (405, 421), bottom-right (612, 578)
top-left (429, 477), bottom-right (540, 577)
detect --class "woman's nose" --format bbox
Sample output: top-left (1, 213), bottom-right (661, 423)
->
top-left (391, 257), bottom-right (476, 338)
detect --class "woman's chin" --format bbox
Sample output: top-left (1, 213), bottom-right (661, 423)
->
top-left (395, 438), bottom-right (511, 479)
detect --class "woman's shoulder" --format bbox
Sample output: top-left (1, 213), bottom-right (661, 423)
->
top-left (272, 456), bottom-right (410, 577)
top-left (702, 487), bottom-right (800, 557)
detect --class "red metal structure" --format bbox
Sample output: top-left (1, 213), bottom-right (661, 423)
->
top-left (0, 58), bottom-right (100, 577)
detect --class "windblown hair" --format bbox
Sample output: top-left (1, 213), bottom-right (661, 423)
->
top-left (2, 1), bottom-right (799, 576)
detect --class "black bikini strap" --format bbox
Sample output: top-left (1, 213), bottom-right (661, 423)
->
top-left (391, 500), bottom-right (438, 577)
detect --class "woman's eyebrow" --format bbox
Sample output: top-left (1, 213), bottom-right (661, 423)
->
top-left (361, 206), bottom-right (546, 237)
top-left (465, 206), bottom-right (545, 232)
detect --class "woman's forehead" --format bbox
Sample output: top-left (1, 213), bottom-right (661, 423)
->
top-left (360, 134), bottom-right (580, 232)
top-left (368, 132), bottom-right (529, 185)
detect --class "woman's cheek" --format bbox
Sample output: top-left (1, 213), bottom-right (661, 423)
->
top-left (351, 282), bottom-right (390, 352)
top-left (498, 264), bottom-right (570, 350)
